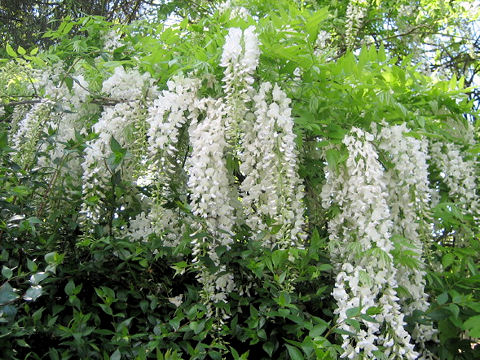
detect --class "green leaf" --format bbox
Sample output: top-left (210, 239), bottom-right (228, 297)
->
top-left (463, 315), bottom-right (480, 338)
top-left (325, 148), bottom-right (339, 172)
top-left (276, 292), bottom-right (291, 307)
top-left (16, 339), bottom-right (30, 347)
top-left (189, 320), bottom-right (205, 334)
top-left (345, 318), bottom-right (361, 331)
top-left (305, 8), bottom-right (328, 41)
top-left (372, 350), bottom-right (387, 359)
top-left (334, 328), bottom-right (356, 336)
top-left (32, 307), bottom-right (44, 321)
top-left (1, 304), bottom-right (17, 321)
top-left (0, 282), bottom-right (19, 305)
top-left (263, 341), bottom-right (275, 357)
top-left (30, 272), bottom-right (49, 285)
top-left (27, 258), bottom-right (37, 272)
top-left (360, 314), bottom-right (378, 323)
top-left (310, 322), bottom-right (328, 337)
top-left (466, 302), bottom-right (480, 313)
top-left (437, 292), bottom-right (448, 305)
top-left (6, 43), bottom-right (17, 57)
top-left (317, 263), bottom-right (332, 272)
top-left (346, 306), bottom-right (361, 318)
top-left (229, 347), bottom-right (240, 360)
top-left (140, 300), bottom-right (149, 313)
top-left (45, 251), bottom-right (64, 265)
top-left (366, 306), bottom-right (382, 315)
top-left (285, 344), bottom-right (304, 360)
top-left (99, 304), bottom-right (113, 315)
top-left (428, 308), bottom-right (451, 321)
top-left (23, 285), bottom-right (43, 301)
top-left (65, 76), bottom-right (74, 91)
top-left (2, 266), bottom-right (13, 279)
top-left (65, 280), bottom-right (75, 296)
top-left (110, 349), bottom-right (121, 360)
top-left (30, 47), bottom-right (39, 55)
top-left (0, 131), bottom-right (8, 149)
top-left (442, 253), bottom-right (455, 269)
top-left (17, 46), bottom-right (26, 55)
top-left (110, 136), bottom-right (125, 155)
top-left (49, 348), bottom-right (60, 360)
top-left (108, 136), bottom-right (127, 170)
top-left (169, 316), bottom-right (181, 331)
top-left (448, 303), bottom-right (460, 319)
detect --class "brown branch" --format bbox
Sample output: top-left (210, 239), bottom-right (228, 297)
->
top-left (1, 96), bottom-right (129, 108)
top-left (0, 99), bottom-right (44, 107)
top-left (364, 24), bottom-right (429, 47)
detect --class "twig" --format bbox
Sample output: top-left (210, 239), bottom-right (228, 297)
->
top-left (0, 99), bottom-right (44, 107)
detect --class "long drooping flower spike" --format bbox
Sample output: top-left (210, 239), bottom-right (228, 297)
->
top-left (240, 82), bottom-right (305, 248)
top-left (220, 26), bottom-right (260, 141)
top-left (430, 141), bottom-right (479, 216)
top-left (376, 123), bottom-right (436, 346)
top-left (80, 67), bottom-right (155, 225)
top-left (321, 127), bottom-right (418, 359)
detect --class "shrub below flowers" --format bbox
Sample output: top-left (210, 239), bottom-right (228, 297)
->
top-left (1, 2), bottom-right (480, 359)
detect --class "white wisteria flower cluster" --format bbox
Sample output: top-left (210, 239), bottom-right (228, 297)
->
top-left (221, 26), bottom-right (260, 140)
top-left (430, 141), bottom-right (479, 215)
top-left (217, 0), bottom-right (251, 20)
top-left (145, 74), bottom-right (201, 194)
top-left (345, 0), bottom-right (369, 48)
top-left (240, 82), bottom-right (305, 247)
top-left (321, 127), bottom-right (418, 359)
top-left (11, 64), bottom-right (91, 173)
top-left (376, 123), bottom-right (436, 346)
top-left (81, 67), bottom-right (155, 223)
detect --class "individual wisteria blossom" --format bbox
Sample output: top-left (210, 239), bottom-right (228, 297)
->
top-left (430, 140), bottom-right (479, 216)
top-left (240, 82), bottom-right (305, 248)
top-left (321, 128), bottom-right (418, 359)
top-left (81, 67), bottom-right (155, 224)
top-left (168, 294), bottom-right (184, 308)
top-left (345, 0), bottom-right (369, 48)
top-left (376, 123), bottom-right (436, 346)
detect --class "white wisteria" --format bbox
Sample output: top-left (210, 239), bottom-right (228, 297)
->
top-left (80, 67), bottom-right (155, 223)
top-left (240, 81), bottom-right (305, 247)
top-left (376, 123), bottom-right (436, 346)
top-left (430, 141), bottom-right (479, 215)
top-left (345, 0), bottom-right (369, 48)
top-left (321, 128), bottom-right (418, 359)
